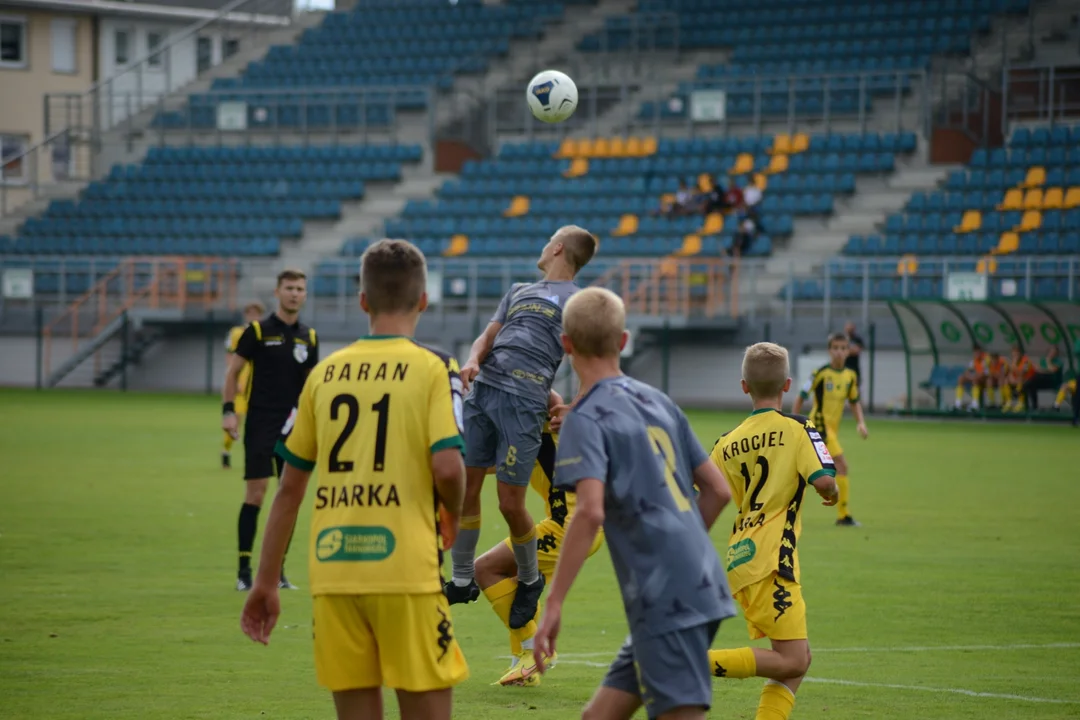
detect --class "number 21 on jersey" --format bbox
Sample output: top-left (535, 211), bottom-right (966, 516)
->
top-left (328, 393), bottom-right (390, 473)
top-left (647, 426), bottom-right (692, 512)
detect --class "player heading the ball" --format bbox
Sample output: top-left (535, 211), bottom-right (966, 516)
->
top-left (241, 239), bottom-right (469, 720)
top-left (533, 287), bottom-right (736, 720)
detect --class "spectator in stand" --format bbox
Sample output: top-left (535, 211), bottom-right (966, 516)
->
top-left (1023, 346), bottom-right (1063, 412)
top-left (653, 178), bottom-right (698, 217)
top-left (702, 174), bottom-right (728, 217)
top-left (729, 203), bottom-right (757, 260)
top-left (723, 182), bottom-right (744, 213)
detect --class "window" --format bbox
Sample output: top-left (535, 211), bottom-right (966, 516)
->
top-left (0, 17), bottom-right (27, 68)
top-left (1, 134), bottom-right (29, 182)
top-left (196, 36), bottom-right (211, 73)
top-left (147, 31), bottom-right (164, 68)
top-left (114, 29), bottom-right (130, 66)
top-left (51, 19), bottom-right (77, 74)
top-left (223, 37), bottom-right (239, 60)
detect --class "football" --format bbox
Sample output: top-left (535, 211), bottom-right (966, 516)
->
top-left (526, 69), bottom-right (578, 123)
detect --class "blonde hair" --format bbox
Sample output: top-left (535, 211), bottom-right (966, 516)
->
top-left (742, 342), bottom-right (790, 398)
top-left (555, 225), bottom-right (599, 272)
top-left (360, 239), bottom-right (427, 314)
top-left (563, 287), bottom-right (625, 359)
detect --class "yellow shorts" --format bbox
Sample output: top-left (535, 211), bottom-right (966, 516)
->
top-left (502, 517), bottom-right (605, 581)
top-left (823, 427), bottom-right (843, 458)
top-left (312, 592), bottom-right (469, 693)
top-left (734, 573), bottom-right (807, 641)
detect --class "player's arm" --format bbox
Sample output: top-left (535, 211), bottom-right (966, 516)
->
top-left (222, 326), bottom-right (257, 436)
top-left (792, 372), bottom-right (814, 414)
top-left (848, 383), bottom-right (868, 438)
top-left (800, 420), bottom-right (838, 505)
top-left (430, 354), bottom-right (467, 548)
top-left (241, 375), bottom-right (318, 645)
top-left (535, 412), bottom-right (607, 671)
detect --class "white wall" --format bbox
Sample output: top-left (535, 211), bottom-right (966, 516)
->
top-left (97, 18), bottom-right (233, 129)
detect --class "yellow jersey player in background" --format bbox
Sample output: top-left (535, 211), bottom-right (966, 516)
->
top-left (471, 402), bottom-right (605, 688)
top-left (222, 301), bottom-right (265, 469)
top-left (241, 239), bottom-right (469, 720)
top-left (792, 332), bottom-right (868, 527)
top-left (708, 342), bottom-right (838, 720)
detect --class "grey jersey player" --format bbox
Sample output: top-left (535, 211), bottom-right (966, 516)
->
top-left (534, 287), bottom-right (734, 720)
top-left (445, 225), bottom-right (600, 634)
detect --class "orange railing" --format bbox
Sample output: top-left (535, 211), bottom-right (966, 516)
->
top-left (593, 258), bottom-right (738, 319)
top-left (43, 256), bottom-right (239, 381)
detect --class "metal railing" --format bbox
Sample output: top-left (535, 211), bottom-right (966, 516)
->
top-left (1002, 62), bottom-right (1080, 132)
top-left (482, 69), bottom-right (930, 146)
top-left (0, 129), bottom-right (94, 219)
top-left (932, 71), bottom-right (1004, 147)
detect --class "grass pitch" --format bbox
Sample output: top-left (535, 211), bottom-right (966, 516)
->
top-left (1, 389), bottom-right (1079, 719)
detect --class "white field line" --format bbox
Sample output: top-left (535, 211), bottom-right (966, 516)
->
top-left (802, 677), bottom-right (1080, 705)
top-left (547, 642), bottom-right (1080, 659)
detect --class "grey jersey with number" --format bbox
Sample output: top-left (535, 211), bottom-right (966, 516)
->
top-left (475, 280), bottom-right (580, 404)
top-left (555, 376), bottom-right (736, 637)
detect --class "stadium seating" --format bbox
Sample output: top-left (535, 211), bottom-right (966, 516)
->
top-left (153, 0), bottom-right (582, 130)
top-left (3, 144), bottom-right (422, 257)
top-left (781, 122), bottom-right (1080, 302)
top-left (580, 0), bottom-right (1030, 122)
top-left (310, 131), bottom-right (917, 297)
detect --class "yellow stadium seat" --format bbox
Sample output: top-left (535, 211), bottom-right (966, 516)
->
top-left (765, 154), bottom-right (789, 174)
top-left (1016, 210), bottom-right (1041, 232)
top-left (576, 138), bottom-right (595, 158)
top-left (753, 173), bottom-right (768, 191)
top-left (1042, 187), bottom-right (1063, 209)
top-left (641, 136), bottom-right (658, 156)
top-left (609, 137), bottom-right (628, 157)
top-left (996, 188), bottom-right (1023, 211)
top-left (675, 234), bottom-right (702, 257)
top-left (729, 153), bottom-right (754, 175)
top-left (592, 138), bottom-right (611, 158)
top-left (1065, 187), bottom-right (1080, 209)
top-left (625, 137), bottom-right (643, 157)
top-left (976, 255), bottom-right (998, 274)
top-left (443, 234), bottom-right (469, 257)
top-left (503, 195), bottom-right (529, 218)
top-left (1023, 188), bottom-right (1044, 210)
top-left (700, 212), bottom-right (725, 235)
top-left (995, 232), bottom-right (1019, 255)
top-left (697, 173), bottom-right (713, 192)
top-left (954, 210), bottom-right (981, 233)
top-left (770, 134), bottom-right (792, 155)
top-left (555, 137), bottom-right (577, 159)
top-left (563, 158), bottom-right (589, 178)
top-left (791, 133), bottom-right (809, 153)
top-left (1023, 166), bottom-right (1046, 188)
top-left (896, 254), bottom-right (918, 275)
top-left (612, 214), bottom-right (639, 237)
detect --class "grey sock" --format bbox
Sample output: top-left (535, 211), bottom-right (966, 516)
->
top-left (513, 536), bottom-right (540, 585)
top-left (451, 526), bottom-right (481, 583)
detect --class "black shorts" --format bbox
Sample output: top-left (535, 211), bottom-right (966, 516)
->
top-left (243, 407), bottom-right (292, 481)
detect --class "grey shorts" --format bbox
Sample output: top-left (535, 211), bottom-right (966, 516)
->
top-left (462, 382), bottom-right (548, 487)
top-left (602, 620), bottom-right (721, 720)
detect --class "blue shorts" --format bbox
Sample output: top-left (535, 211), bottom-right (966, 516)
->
top-left (602, 621), bottom-right (721, 719)
top-left (462, 382), bottom-right (547, 487)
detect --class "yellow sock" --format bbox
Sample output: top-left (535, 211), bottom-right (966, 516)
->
top-left (756, 680), bottom-right (796, 720)
top-left (708, 647), bottom-right (757, 679)
top-left (482, 577), bottom-right (536, 656)
top-left (1002, 383), bottom-right (1012, 405)
top-left (954, 384), bottom-right (964, 402)
top-left (1057, 386), bottom-right (1068, 405)
top-left (972, 385), bottom-right (982, 406)
top-left (223, 431), bottom-right (234, 453)
top-left (836, 474), bottom-right (850, 519)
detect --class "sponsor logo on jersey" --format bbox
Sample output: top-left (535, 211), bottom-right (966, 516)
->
top-left (293, 344), bottom-right (308, 364)
top-left (315, 526), bottom-right (396, 562)
top-left (813, 440), bottom-right (833, 463)
top-left (725, 538), bottom-right (757, 571)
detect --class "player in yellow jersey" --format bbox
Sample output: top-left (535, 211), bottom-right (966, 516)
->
top-left (792, 332), bottom-right (868, 527)
top-left (707, 342), bottom-right (838, 720)
top-left (222, 302), bottom-right (265, 469)
top-left (472, 409), bottom-right (605, 688)
top-left (241, 240), bottom-right (469, 720)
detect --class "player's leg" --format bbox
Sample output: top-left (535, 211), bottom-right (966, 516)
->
top-left (583, 641), bottom-right (644, 720)
top-left (332, 690), bottom-right (383, 720)
top-left (313, 595), bottom-right (384, 719)
top-left (825, 432), bottom-right (857, 526)
top-left (636, 620), bottom-right (720, 720)
top-left (395, 688), bottom-right (453, 720)
top-left (238, 416), bottom-right (274, 590)
top-left (475, 540), bottom-right (539, 674)
top-left (447, 386), bottom-right (497, 602)
top-left (954, 374), bottom-right (971, 408)
top-left (492, 398), bottom-right (549, 629)
top-left (709, 576), bottom-right (809, 720)
top-left (1054, 379), bottom-right (1070, 409)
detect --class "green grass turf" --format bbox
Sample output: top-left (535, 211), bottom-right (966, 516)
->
top-left (2, 388), bottom-right (1079, 719)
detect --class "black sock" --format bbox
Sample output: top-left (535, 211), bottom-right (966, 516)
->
top-left (238, 503), bottom-right (260, 573)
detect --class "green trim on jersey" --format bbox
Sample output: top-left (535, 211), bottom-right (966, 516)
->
top-left (807, 468), bottom-right (836, 484)
top-left (431, 435), bottom-right (465, 455)
top-left (275, 440), bottom-right (315, 471)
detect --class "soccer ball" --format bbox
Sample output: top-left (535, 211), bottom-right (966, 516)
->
top-left (526, 70), bottom-right (578, 124)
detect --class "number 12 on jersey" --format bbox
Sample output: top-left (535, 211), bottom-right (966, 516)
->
top-left (328, 393), bottom-right (390, 473)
